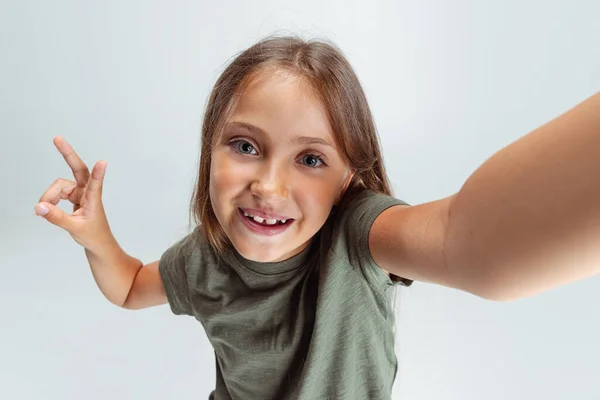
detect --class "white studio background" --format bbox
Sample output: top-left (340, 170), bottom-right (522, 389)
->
top-left (2, 1), bottom-right (600, 399)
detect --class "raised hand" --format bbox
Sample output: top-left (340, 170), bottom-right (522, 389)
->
top-left (35, 136), bottom-right (114, 253)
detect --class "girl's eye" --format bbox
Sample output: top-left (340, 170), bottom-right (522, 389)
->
top-left (301, 154), bottom-right (325, 168)
top-left (231, 140), bottom-right (257, 155)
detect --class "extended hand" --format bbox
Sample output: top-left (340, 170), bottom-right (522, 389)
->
top-left (35, 136), bottom-right (114, 252)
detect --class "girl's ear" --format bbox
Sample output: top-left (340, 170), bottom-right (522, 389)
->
top-left (334, 171), bottom-right (355, 205)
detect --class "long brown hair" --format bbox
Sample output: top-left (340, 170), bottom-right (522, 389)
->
top-left (189, 34), bottom-right (393, 255)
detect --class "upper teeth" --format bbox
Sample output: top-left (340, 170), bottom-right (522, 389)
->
top-left (243, 211), bottom-right (286, 225)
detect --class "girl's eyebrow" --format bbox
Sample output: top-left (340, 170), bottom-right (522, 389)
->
top-left (227, 120), bottom-right (333, 148)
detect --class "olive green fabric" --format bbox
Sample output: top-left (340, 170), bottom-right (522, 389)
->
top-left (159, 190), bottom-right (412, 399)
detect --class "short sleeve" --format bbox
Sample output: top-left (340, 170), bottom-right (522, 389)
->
top-left (158, 228), bottom-right (199, 316)
top-left (335, 190), bottom-right (414, 290)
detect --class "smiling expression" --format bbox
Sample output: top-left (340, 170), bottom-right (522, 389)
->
top-left (209, 69), bottom-right (353, 262)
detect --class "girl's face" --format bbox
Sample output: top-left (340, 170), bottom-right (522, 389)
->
top-left (209, 70), bottom-right (352, 262)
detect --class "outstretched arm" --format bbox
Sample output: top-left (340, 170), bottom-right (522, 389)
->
top-left (371, 89), bottom-right (600, 301)
top-left (445, 89), bottom-right (600, 301)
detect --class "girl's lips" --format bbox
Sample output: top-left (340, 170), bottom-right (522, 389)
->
top-left (237, 208), bottom-right (294, 236)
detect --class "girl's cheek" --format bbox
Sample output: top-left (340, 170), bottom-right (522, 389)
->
top-left (212, 153), bottom-right (253, 180)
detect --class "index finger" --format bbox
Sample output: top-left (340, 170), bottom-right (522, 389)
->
top-left (53, 136), bottom-right (90, 186)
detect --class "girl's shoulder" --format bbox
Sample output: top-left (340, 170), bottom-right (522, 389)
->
top-left (332, 189), bottom-right (409, 229)
top-left (323, 189), bottom-right (412, 288)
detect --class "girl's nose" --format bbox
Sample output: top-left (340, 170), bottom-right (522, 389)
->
top-left (250, 167), bottom-right (289, 202)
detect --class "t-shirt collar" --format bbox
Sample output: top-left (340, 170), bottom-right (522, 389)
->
top-left (226, 236), bottom-right (317, 276)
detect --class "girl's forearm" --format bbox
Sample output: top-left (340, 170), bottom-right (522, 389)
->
top-left (445, 89), bottom-right (600, 301)
top-left (84, 239), bottom-right (143, 307)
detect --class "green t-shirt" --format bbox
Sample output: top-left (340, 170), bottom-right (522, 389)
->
top-left (159, 190), bottom-right (413, 399)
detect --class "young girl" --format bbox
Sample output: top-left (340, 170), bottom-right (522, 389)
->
top-left (35, 35), bottom-right (600, 399)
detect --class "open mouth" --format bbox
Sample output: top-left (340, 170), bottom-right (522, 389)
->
top-left (237, 208), bottom-right (294, 236)
top-left (241, 209), bottom-right (292, 226)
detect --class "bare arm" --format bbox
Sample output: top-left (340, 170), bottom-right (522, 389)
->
top-left (120, 260), bottom-right (168, 310)
top-left (83, 239), bottom-right (161, 308)
top-left (35, 136), bottom-right (167, 309)
top-left (445, 89), bottom-right (600, 301)
top-left (370, 198), bottom-right (460, 291)
top-left (371, 90), bottom-right (600, 301)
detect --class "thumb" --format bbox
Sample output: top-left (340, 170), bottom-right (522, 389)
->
top-left (84, 160), bottom-right (107, 208)
top-left (35, 202), bottom-right (74, 231)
